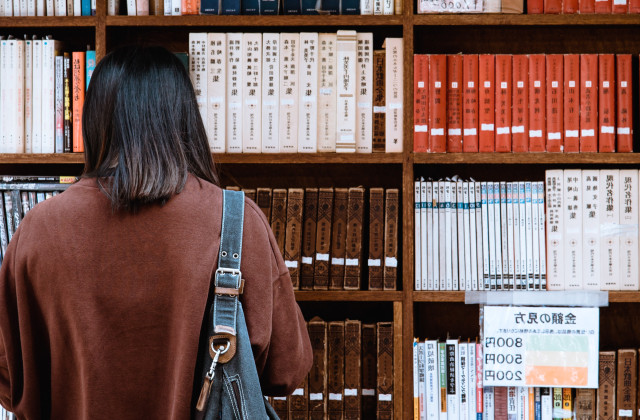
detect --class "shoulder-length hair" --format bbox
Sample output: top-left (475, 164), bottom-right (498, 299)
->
top-left (82, 45), bottom-right (219, 212)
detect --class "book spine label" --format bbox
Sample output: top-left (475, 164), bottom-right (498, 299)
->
top-left (298, 32), bottom-right (318, 153)
top-left (329, 188), bottom-right (348, 290)
top-left (616, 55), bottom-right (633, 152)
top-left (563, 54), bottom-right (580, 153)
top-left (546, 54), bottom-right (563, 152)
top-left (369, 187), bottom-right (385, 291)
top-left (336, 30), bottom-right (357, 153)
top-left (414, 55), bottom-right (429, 153)
top-left (495, 54), bottom-right (512, 153)
top-left (372, 50), bottom-right (386, 153)
top-left (261, 33), bottom-right (280, 153)
top-left (279, 33), bottom-right (299, 153)
top-left (313, 188), bottom-right (333, 290)
top-left (511, 55), bottom-right (528, 152)
top-left (242, 33), bottom-right (262, 153)
top-left (580, 54), bottom-right (598, 152)
top-left (462, 54), bottom-right (479, 152)
top-left (301, 188), bottom-right (319, 291)
top-left (356, 33), bottom-right (373, 153)
top-left (385, 37), bottom-right (403, 153)
top-left (318, 33), bottom-right (337, 153)
top-left (226, 33), bottom-right (243, 153)
top-left (599, 54), bottom-right (615, 152)
top-left (206, 33), bottom-right (226, 153)
top-left (528, 54), bottom-right (546, 152)
top-left (446, 54), bottom-right (463, 153)
top-left (429, 55), bottom-right (447, 153)
top-left (478, 54), bottom-right (495, 152)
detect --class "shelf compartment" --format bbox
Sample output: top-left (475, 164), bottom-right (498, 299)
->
top-left (295, 290), bottom-right (403, 301)
top-left (0, 17), bottom-right (98, 27)
top-left (412, 14), bottom-right (640, 26)
top-left (0, 154), bottom-right (84, 164)
top-left (413, 152), bottom-right (640, 165)
top-left (106, 15), bottom-right (404, 27)
top-left (216, 153), bottom-right (403, 164)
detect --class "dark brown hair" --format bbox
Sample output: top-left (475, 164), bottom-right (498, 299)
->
top-left (82, 45), bottom-right (219, 212)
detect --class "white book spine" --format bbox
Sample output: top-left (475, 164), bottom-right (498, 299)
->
top-left (493, 182), bottom-right (503, 289)
top-left (445, 181), bottom-right (453, 290)
top-left (242, 32), bottom-right (262, 153)
top-left (261, 33), bottom-right (279, 153)
top-left (468, 182), bottom-right (479, 291)
top-left (513, 182), bottom-right (521, 289)
top-left (484, 387), bottom-right (495, 420)
top-left (438, 181), bottom-right (446, 290)
top-left (383, 0), bottom-right (392, 13)
top-left (373, 0), bottom-right (382, 14)
top-left (24, 40), bottom-right (32, 154)
top-left (456, 181), bottom-right (466, 290)
top-left (541, 389), bottom-right (552, 420)
top-left (107, 0), bottom-right (118, 14)
top-left (563, 169), bottom-right (583, 289)
top-left (226, 33), bottom-right (243, 153)
top-left (506, 183), bottom-right (516, 290)
top-left (27, 0), bottom-right (34, 15)
top-left (206, 33), bottom-right (226, 153)
top-left (31, 40), bottom-right (42, 154)
top-left (468, 342), bottom-right (477, 420)
top-left (451, 181), bottom-right (460, 290)
top-left (317, 33), bottom-right (337, 153)
top-left (518, 182), bottom-right (527, 290)
top-left (447, 339), bottom-right (460, 420)
top-left (36, 0), bottom-right (43, 14)
top-left (531, 182), bottom-right (540, 289)
top-left (421, 180), bottom-right (428, 291)
top-left (427, 181), bottom-right (436, 290)
top-left (355, 32), bottom-right (373, 153)
top-left (426, 340), bottom-right (439, 420)
top-left (517, 388), bottom-right (527, 420)
top-left (54, 0), bottom-right (64, 15)
top-left (620, 169), bottom-right (638, 290)
top-left (414, 340), bottom-right (420, 418)
top-left (163, 0), bottom-right (170, 14)
top-left (127, 0), bottom-right (136, 14)
top-left (582, 170), bottom-right (600, 290)
top-left (91, 0), bottom-right (95, 14)
top-left (278, 32), bottom-right (299, 153)
top-left (54, 55), bottom-right (63, 153)
top-left (463, 182), bottom-right (473, 291)
top-left (171, 0), bottom-right (180, 15)
top-left (385, 37), bottom-right (403, 152)
top-left (481, 182), bottom-right (490, 290)
top-left (487, 182), bottom-right (497, 290)
top-left (415, 180), bottom-right (422, 291)
top-left (189, 33), bottom-right (208, 129)
top-left (525, 182), bottom-right (534, 289)
top-left (297, 32), bottom-right (317, 153)
top-left (537, 182), bottom-right (547, 290)
top-left (507, 387), bottom-right (518, 420)
top-left (459, 342), bottom-right (468, 420)
top-left (4, 0), bottom-right (11, 14)
top-left (73, 0), bottom-right (78, 14)
top-left (360, 0), bottom-right (372, 13)
top-left (336, 30), bottom-right (357, 153)
top-left (475, 183), bottom-right (484, 291)
top-left (1, 41), bottom-right (12, 152)
top-left (418, 342), bottom-right (427, 420)
top-left (600, 170), bottom-right (621, 290)
top-left (40, 39), bottom-right (56, 154)
top-left (14, 40), bottom-right (25, 154)
top-left (499, 182), bottom-right (508, 289)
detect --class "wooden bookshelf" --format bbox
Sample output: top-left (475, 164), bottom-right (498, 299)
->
top-left (295, 291), bottom-right (404, 301)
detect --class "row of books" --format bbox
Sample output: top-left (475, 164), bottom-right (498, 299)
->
top-left (0, 408), bottom-right (14, 419)
top-left (112, 0), bottom-right (401, 15)
top-left (230, 186), bottom-right (399, 291)
top-left (0, 37), bottom-right (94, 154)
top-left (546, 169), bottom-right (640, 291)
top-left (189, 32), bottom-right (403, 154)
top-left (268, 317), bottom-right (394, 420)
top-left (0, 0), bottom-right (94, 15)
top-left (413, 179), bottom-right (546, 291)
top-left (413, 54), bottom-right (633, 154)
top-left (417, 0), bottom-right (523, 13)
top-left (527, 0), bottom-right (640, 13)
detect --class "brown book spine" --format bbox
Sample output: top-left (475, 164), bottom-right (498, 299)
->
top-left (256, 187), bottom-right (273, 222)
top-left (314, 188), bottom-right (334, 290)
top-left (308, 317), bottom-right (327, 420)
top-left (270, 189), bottom-right (288, 257)
top-left (376, 322), bottom-right (393, 420)
top-left (344, 187), bottom-right (365, 290)
top-left (330, 188), bottom-right (349, 290)
top-left (372, 50), bottom-right (386, 153)
top-left (301, 188), bottom-right (319, 290)
top-left (328, 321), bottom-right (345, 420)
top-left (617, 349), bottom-right (637, 420)
top-left (576, 389), bottom-right (596, 420)
top-left (284, 188), bottom-right (304, 289)
top-left (361, 323), bottom-right (377, 419)
top-left (241, 188), bottom-right (256, 203)
top-left (288, 376), bottom-right (309, 420)
top-left (598, 351), bottom-right (617, 420)
top-left (272, 396), bottom-right (289, 419)
top-left (344, 320), bottom-right (362, 420)
top-left (383, 189), bottom-right (399, 290)
top-left (495, 386), bottom-right (509, 420)
top-left (368, 187), bottom-right (385, 291)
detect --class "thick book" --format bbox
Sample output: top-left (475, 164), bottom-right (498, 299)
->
top-left (595, 0), bottom-right (612, 12)
top-left (206, 33), bottom-right (226, 152)
top-left (344, 187), bottom-right (365, 290)
top-left (616, 349), bottom-right (637, 420)
top-left (384, 37), bottom-right (403, 153)
top-left (327, 321), bottom-right (345, 419)
top-left (600, 169), bottom-right (620, 290)
top-left (478, 54), bottom-right (495, 152)
top-left (545, 171), bottom-right (564, 290)
top-left (563, 54), bottom-right (580, 153)
top-left (580, 54), bottom-right (598, 152)
top-left (528, 54), bottom-right (546, 152)
top-left (563, 170), bottom-right (582, 289)
top-left (308, 317), bottom-right (327, 420)
top-left (582, 170), bottom-right (600, 290)
top-left (362, 324), bottom-right (377, 419)
top-left (270, 188), bottom-right (288, 257)
top-left (288, 377), bottom-right (308, 420)
top-left (462, 54), bottom-right (479, 153)
top-left (598, 54), bottom-right (615, 152)
top-left (336, 30), bottom-right (357, 153)
top-left (546, 54), bottom-right (563, 153)
top-left (575, 389), bottom-right (595, 420)
top-left (414, 54), bottom-right (429, 153)
top-left (284, 188), bottom-right (304, 289)
top-left (42, 40), bottom-right (60, 154)
top-left (495, 54), bottom-right (512, 153)
top-left (298, 32), bottom-right (318, 153)
top-left (344, 320), bottom-right (362, 420)
top-left (383, 188), bottom-right (399, 290)
top-left (620, 170), bottom-right (639, 291)
top-left (368, 187), bottom-right (385, 291)
top-left (226, 33), bottom-right (243, 153)
top-left (356, 32), bottom-right (373, 153)
top-left (301, 188), bottom-right (319, 290)
top-left (241, 33), bottom-right (262, 153)
top-left (63, 52), bottom-right (72, 153)
top-left (511, 54), bottom-right (528, 153)
top-left (429, 55), bottom-right (447, 153)
top-left (256, 188), bottom-right (272, 222)
top-left (278, 33), bottom-right (299, 153)
top-left (189, 33), bottom-right (207, 128)
top-left (616, 55), bottom-right (633, 153)
top-left (329, 188), bottom-right (348, 290)
top-left (446, 54), bottom-right (463, 153)
top-left (261, 33), bottom-right (279, 153)
top-left (71, 50), bottom-right (85, 153)
top-left (377, 322), bottom-right (394, 420)
top-left (372, 50), bottom-right (386, 153)
top-left (598, 352), bottom-right (616, 420)
top-left (580, 0), bottom-right (595, 11)
top-left (313, 188), bottom-right (333, 290)
top-left (318, 33), bottom-right (337, 153)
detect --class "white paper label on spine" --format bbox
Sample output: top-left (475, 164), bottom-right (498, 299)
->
top-left (418, 81), bottom-right (425, 88)
top-left (529, 130), bottom-right (542, 138)
top-left (581, 129), bottom-right (595, 137)
top-left (273, 396), bottom-right (287, 400)
top-left (285, 260), bottom-right (298, 268)
top-left (468, 81), bottom-right (474, 88)
top-left (329, 393), bottom-right (343, 401)
top-left (368, 259), bottom-right (381, 266)
top-left (603, 81), bottom-right (610, 88)
top-left (512, 126), bottom-right (524, 133)
top-left (431, 128), bottom-right (444, 136)
top-left (415, 125), bottom-right (428, 133)
top-left (345, 389), bottom-right (358, 396)
top-left (316, 253), bottom-right (330, 261)
top-left (464, 128), bottom-right (477, 136)
top-left (374, 106), bottom-right (386, 113)
top-left (517, 81), bottom-right (524, 88)
top-left (346, 258), bottom-right (359, 266)
top-left (497, 127), bottom-right (510, 135)
top-left (552, 81), bottom-right (558, 88)
top-left (362, 389), bottom-right (376, 396)
top-left (301, 257), bottom-right (313, 265)
top-left (385, 257), bottom-right (398, 267)
top-left (484, 81), bottom-right (491, 88)
top-left (565, 130), bottom-right (579, 138)
top-left (292, 388), bottom-right (304, 396)
top-left (332, 258), bottom-right (345, 265)
top-left (568, 81), bottom-right (576, 88)
top-left (621, 81), bottom-right (628, 87)
top-left (379, 394), bottom-right (392, 401)
top-left (448, 128), bottom-right (462, 136)
top-left (601, 126), bottom-right (615, 134)
top-left (618, 127), bottom-right (631, 135)
top-left (534, 81), bottom-right (541, 87)
top-left (619, 410), bottom-right (633, 417)
top-left (310, 393), bottom-right (323, 401)
top-left (481, 124), bottom-right (494, 131)
top-left (548, 132), bottom-right (561, 140)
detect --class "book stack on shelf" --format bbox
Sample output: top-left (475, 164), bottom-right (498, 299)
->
top-left (527, 0), bottom-right (640, 13)
top-left (0, 0), bottom-right (96, 15)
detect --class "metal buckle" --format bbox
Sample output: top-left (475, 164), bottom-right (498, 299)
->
top-left (215, 267), bottom-right (241, 278)
top-left (215, 268), bottom-right (244, 295)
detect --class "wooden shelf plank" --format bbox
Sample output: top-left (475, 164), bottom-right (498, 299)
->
top-left (215, 153), bottom-right (404, 164)
top-left (0, 154), bottom-right (84, 164)
top-left (106, 15), bottom-right (404, 26)
top-left (413, 13), bottom-right (640, 26)
top-left (0, 17), bottom-right (98, 27)
top-left (413, 291), bottom-right (466, 302)
top-left (295, 291), bottom-right (403, 301)
top-left (609, 292), bottom-right (640, 302)
top-left (413, 152), bottom-right (640, 165)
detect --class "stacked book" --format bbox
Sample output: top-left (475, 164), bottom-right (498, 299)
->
top-left (0, 0), bottom-right (94, 15)
top-left (413, 54), bottom-right (633, 153)
top-left (414, 178), bottom-right (546, 291)
top-left (190, 32), bottom-right (403, 154)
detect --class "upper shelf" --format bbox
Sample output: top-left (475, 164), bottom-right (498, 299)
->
top-left (0, 16), bottom-right (98, 26)
top-left (412, 13), bottom-right (640, 25)
top-left (105, 15), bottom-right (405, 26)
top-left (413, 152), bottom-right (640, 165)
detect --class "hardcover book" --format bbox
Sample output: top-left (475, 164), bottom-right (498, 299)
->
top-left (329, 188), bottom-right (349, 290)
top-left (284, 188), bottom-right (304, 289)
top-left (301, 188), bottom-right (319, 290)
top-left (314, 188), bottom-right (333, 290)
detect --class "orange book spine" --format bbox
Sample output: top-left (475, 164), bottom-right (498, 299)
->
top-left (580, 0), bottom-right (595, 12)
top-left (528, 54), bottom-right (546, 152)
top-left (495, 54), bottom-right (512, 153)
top-left (544, 0), bottom-right (562, 13)
top-left (612, 0), bottom-right (628, 12)
top-left (563, 54), bottom-right (580, 153)
top-left (564, 0), bottom-right (579, 12)
top-left (546, 54), bottom-right (563, 153)
top-left (595, 0), bottom-right (612, 13)
top-left (478, 54), bottom-right (495, 153)
top-left (447, 54), bottom-right (463, 153)
top-left (528, 0), bottom-right (544, 12)
top-left (181, 0), bottom-right (199, 14)
top-left (463, 55), bottom-right (479, 152)
top-left (72, 51), bottom-right (85, 154)
top-left (414, 54), bottom-right (429, 153)
top-left (616, 54), bottom-right (633, 153)
top-left (598, 54), bottom-right (615, 152)
top-left (429, 55), bottom-right (447, 153)
top-left (631, 0), bottom-right (640, 12)
top-left (580, 54), bottom-right (598, 152)
top-left (512, 55), bottom-right (528, 152)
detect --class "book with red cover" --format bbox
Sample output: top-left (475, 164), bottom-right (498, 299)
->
top-left (495, 54), bottom-right (512, 153)
top-left (564, 0), bottom-right (579, 12)
top-left (612, 0), bottom-right (628, 12)
top-left (598, 54), bottom-right (615, 152)
top-left (544, 0), bottom-right (562, 13)
top-left (580, 0), bottom-right (596, 12)
top-left (512, 55), bottom-right (528, 152)
top-left (429, 55), bottom-right (447, 153)
top-left (528, 0), bottom-right (544, 12)
top-left (546, 54), bottom-right (563, 153)
top-left (528, 54), bottom-right (546, 152)
top-left (616, 54), bottom-right (633, 153)
top-left (580, 54), bottom-right (598, 152)
top-left (463, 54), bottom-right (479, 153)
top-left (414, 54), bottom-right (429, 153)
top-left (631, 0), bottom-right (640, 12)
top-left (478, 54), bottom-right (495, 152)
top-left (595, 0), bottom-right (612, 13)
top-left (563, 54), bottom-right (580, 153)
top-left (447, 54), bottom-right (463, 153)
top-left (181, 0), bottom-right (199, 13)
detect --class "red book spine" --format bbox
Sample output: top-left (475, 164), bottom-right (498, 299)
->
top-left (630, 0), bottom-right (640, 12)
top-left (528, 0), bottom-right (544, 13)
top-left (463, 54), bottom-right (479, 152)
top-left (616, 54), bottom-right (633, 152)
top-left (528, 54), bottom-right (546, 152)
top-left (182, 0), bottom-right (199, 13)
top-left (564, 0), bottom-right (579, 12)
top-left (580, 0), bottom-right (595, 11)
top-left (595, 0), bottom-right (612, 13)
top-left (512, 55), bottom-right (528, 152)
top-left (563, 54), bottom-right (580, 153)
top-left (429, 55), bottom-right (447, 153)
top-left (546, 54), bottom-right (563, 153)
top-left (544, 0), bottom-right (562, 13)
top-left (598, 54), bottom-right (615, 152)
top-left (447, 55), bottom-right (463, 153)
top-left (414, 54), bottom-right (429, 153)
top-left (478, 54), bottom-right (495, 153)
top-left (580, 54), bottom-right (598, 152)
top-left (612, 0), bottom-right (628, 12)
top-left (495, 54), bottom-right (512, 153)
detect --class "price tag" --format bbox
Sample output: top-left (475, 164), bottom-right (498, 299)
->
top-left (483, 306), bottom-right (599, 388)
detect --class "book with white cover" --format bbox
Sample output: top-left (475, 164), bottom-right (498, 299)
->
top-left (41, 39), bottom-right (61, 154)
top-left (297, 32), bottom-right (317, 153)
top-left (531, 182), bottom-right (540, 289)
top-left (36, 0), bottom-right (43, 15)
top-left (428, 181), bottom-right (436, 290)
top-left (27, 0), bottom-right (34, 14)
top-left (620, 169), bottom-right (638, 290)
top-left (487, 182), bottom-right (497, 290)
top-left (188, 33), bottom-right (207, 126)
top-left (31, 39), bottom-right (42, 153)
top-left (413, 339), bottom-right (419, 416)
top-left (512, 182), bottom-right (521, 289)
top-left (421, 180), bottom-right (428, 290)
top-left (384, 37), bottom-right (403, 152)
top-left (425, 339), bottom-right (439, 420)
top-left (493, 182), bottom-right (503, 290)
top-left (451, 180), bottom-right (459, 290)
top-left (540, 388), bottom-right (552, 420)
top-left (481, 182), bottom-right (490, 290)
top-left (456, 181), bottom-right (466, 290)
top-left (355, 32), bottom-right (373, 153)
top-left (582, 170), bottom-right (600, 290)
top-left (518, 182), bottom-right (527, 290)
top-left (525, 182), bottom-right (534, 290)
top-left (600, 170), bottom-right (620, 290)
top-left (261, 33), bottom-right (279, 153)
top-left (545, 171), bottom-right (564, 290)
top-left (537, 182), bottom-right (547, 290)
top-left (468, 182), bottom-right (479, 291)
top-left (418, 341), bottom-right (427, 420)
top-left (459, 342), bottom-right (468, 420)
top-left (508, 387), bottom-right (518, 420)
top-left (54, 55), bottom-right (63, 153)
top-left (171, 0), bottom-right (180, 15)
top-left (447, 339), bottom-right (460, 420)
top-left (336, 30), bottom-right (357, 153)
top-left (278, 32), bottom-right (299, 153)
top-left (506, 183), bottom-right (516, 290)
top-left (484, 387), bottom-right (495, 420)
top-left (242, 32), bottom-right (262, 153)
top-left (317, 33), bottom-right (336, 153)
top-left (438, 181), bottom-right (446, 290)
top-left (468, 341), bottom-right (477, 420)
top-left (226, 33), bottom-right (243, 153)
top-left (444, 180), bottom-right (453, 290)
top-left (127, 0), bottom-right (135, 14)
top-left (0, 41), bottom-right (11, 152)
top-left (14, 39), bottom-right (25, 153)
top-left (463, 182), bottom-right (473, 291)
top-left (360, 0), bottom-right (372, 13)
top-left (206, 33), bottom-right (226, 153)
top-left (499, 182), bottom-right (508, 289)
top-left (373, 0), bottom-right (382, 13)
top-left (475, 183), bottom-right (484, 291)
top-left (107, 0), bottom-right (118, 15)
top-left (383, 0), bottom-right (392, 13)
top-left (24, 39), bottom-right (32, 154)
top-left (54, 0), bottom-right (64, 15)
top-left (562, 170), bottom-right (582, 289)
top-left (415, 180), bottom-right (422, 291)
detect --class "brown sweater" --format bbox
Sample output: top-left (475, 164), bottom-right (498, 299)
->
top-left (0, 175), bottom-right (312, 419)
